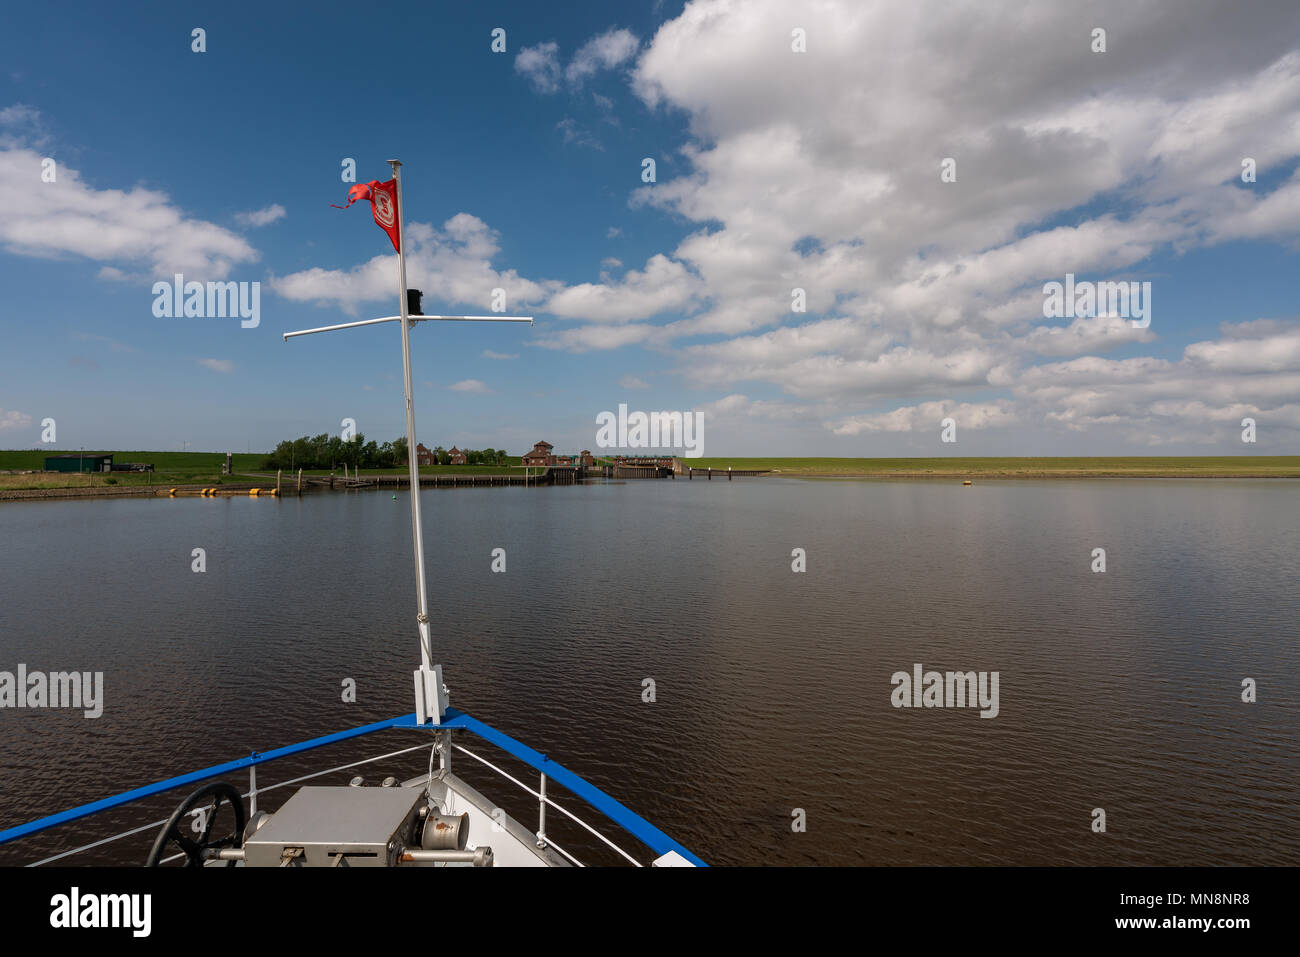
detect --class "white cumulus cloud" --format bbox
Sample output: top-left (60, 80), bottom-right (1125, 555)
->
top-left (235, 204), bottom-right (286, 228)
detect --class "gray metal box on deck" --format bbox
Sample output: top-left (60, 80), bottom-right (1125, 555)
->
top-left (244, 785), bottom-right (425, 867)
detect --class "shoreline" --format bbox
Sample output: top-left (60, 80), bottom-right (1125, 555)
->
top-left (0, 483), bottom-right (264, 502)
top-left (769, 469), bottom-right (1300, 479)
top-left (4, 469), bottom-right (1298, 502)
top-left (690, 456), bottom-right (1300, 480)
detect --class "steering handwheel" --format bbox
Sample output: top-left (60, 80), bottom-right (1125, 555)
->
top-left (145, 782), bottom-right (247, 867)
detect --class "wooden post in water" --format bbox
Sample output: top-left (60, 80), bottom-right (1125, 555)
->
top-left (277, 469), bottom-right (282, 494)
top-left (728, 466), bottom-right (732, 481)
top-left (297, 468), bottom-right (303, 495)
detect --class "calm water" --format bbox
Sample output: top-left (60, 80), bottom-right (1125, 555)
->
top-left (1, 478), bottom-right (1297, 866)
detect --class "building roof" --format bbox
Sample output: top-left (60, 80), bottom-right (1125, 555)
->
top-left (531, 440), bottom-right (553, 449)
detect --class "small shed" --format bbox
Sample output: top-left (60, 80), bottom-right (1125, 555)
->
top-left (45, 453), bottom-right (113, 473)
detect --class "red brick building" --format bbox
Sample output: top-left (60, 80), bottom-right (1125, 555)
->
top-left (522, 442), bottom-right (598, 468)
top-left (416, 443), bottom-right (436, 466)
top-left (448, 446), bottom-right (466, 465)
top-left (522, 440), bottom-right (554, 467)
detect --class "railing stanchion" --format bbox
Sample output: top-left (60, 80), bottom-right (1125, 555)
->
top-left (537, 773), bottom-right (548, 848)
top-left (438, 731), bottom-right (451, 772)
top-left (249, 763), bottom-right (258, 816)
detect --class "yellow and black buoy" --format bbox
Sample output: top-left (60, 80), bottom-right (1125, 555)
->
top-left (963, 480), bottom-right (972, 486)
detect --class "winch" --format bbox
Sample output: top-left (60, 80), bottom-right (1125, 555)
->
top-left (146, 780), bottom-right (492, 867)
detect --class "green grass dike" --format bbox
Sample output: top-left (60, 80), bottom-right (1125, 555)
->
top-left (0, 450), bottom-right (268, 492)
top-left (0, 450), bottom-right (526, 493)
top-left (5, 452), bottom-right (1300, 493)
top-left (684, 456), bottom-right (1300, 478)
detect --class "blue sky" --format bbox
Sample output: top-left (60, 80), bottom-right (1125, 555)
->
top-left (2, 0), bottom-right (1299, 457)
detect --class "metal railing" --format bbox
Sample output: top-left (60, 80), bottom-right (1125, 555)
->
top-left (0, 709), bottom-right (706, 868)
top-left (451, 741), bottom-right (640, 866)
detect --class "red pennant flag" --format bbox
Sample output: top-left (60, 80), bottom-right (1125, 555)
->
top-left (332, 179), bottom-right (401, 253)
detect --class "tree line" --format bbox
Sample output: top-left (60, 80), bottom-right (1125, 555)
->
top-left (423, 446), bottom-right (511, 466)
top-left (262, 434), bottom-right (510, 470)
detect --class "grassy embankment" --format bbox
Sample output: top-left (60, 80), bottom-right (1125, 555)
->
top-left (7, 452), bottom-right (1299, 491)
top-left (685, 456), bottom-right (1300, 478)
top-left (0, 450), bottom-right (524, 490)
top-left (0, 450), bottom-right (269, 491)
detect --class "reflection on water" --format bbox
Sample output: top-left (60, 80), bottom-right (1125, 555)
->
top-left (0, 477), bottom-right (1297, 865)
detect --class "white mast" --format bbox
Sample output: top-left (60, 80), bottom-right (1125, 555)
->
top-left (390, 159), bottom-right (442, 726)
top-left (284, 160), bottom-right (533, 725)
top-left (389, 162), bottom-right (433, 670)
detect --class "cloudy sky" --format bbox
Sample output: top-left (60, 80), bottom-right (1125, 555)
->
top-left (1, 0), bottom-right (1298, 456)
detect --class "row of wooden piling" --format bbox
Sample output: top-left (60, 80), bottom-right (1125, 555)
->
top-left (685, 467), bottom-right (769, 479)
